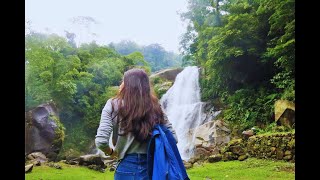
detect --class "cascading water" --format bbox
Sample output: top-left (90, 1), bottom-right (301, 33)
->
top-left (160, 66), bottom-right (205, 160)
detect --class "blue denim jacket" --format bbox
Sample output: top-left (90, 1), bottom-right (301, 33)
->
top-left (147, 124), bottom-right (190, 180)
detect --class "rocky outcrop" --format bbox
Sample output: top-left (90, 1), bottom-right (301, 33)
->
top-left (274, 100), bottom-right (295, 128)
top-left (182, 120), bottom-right (230, 166)
top-left (201, 102), bottom-right (222, 124)
top-left (25, 102), bottom-right (65, 161)
top-left (187, 120), bottom-right (231, 149)
top-left (150, 67), bottom-right (184, 82)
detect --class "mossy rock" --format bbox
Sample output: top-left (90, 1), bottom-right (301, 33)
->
top-left (283, 155), bottom-right (292, 160)
top-left (60, 149), bottom-right (82, 161)
top-left (49, 113), bottom-right (66, 152)
top-left (288, 138), bottom-right (295, 148)
top-left (153, 81), bottom-right (173, 98)
top-left (208, 154), bottom-right (222, 163)
top-left (276, 150), bottom-right (284, 160)
top-left (222, 152), bottom-right (238, 161)
top-left (238, 155), bottom-right (248, 161)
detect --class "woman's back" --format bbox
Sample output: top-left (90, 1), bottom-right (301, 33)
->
top-left (95, 97), bottom-right (177, 160)
top-left (95, 68), bottom-right (178, 179)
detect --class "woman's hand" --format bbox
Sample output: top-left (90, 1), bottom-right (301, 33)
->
top-left (104, 147), bottom-right (118, 159)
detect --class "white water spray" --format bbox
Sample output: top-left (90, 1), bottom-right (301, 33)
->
top-left (160, 66), bottom-right (205, 160)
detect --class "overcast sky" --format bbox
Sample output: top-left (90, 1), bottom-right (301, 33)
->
top-left (26, 0), bottom-right (188, 53)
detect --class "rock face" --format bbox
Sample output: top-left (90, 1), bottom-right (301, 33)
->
top-left (274, 100), bottom-right (295, 128)
top-left (201, 102), bottom-right (222, 124)
top-left (188, 120), bottom-right (231, 149)
top-left (150, 68), bottom-right (184, 82)
top-left (25, 103), bottom-right (64, 161)
top-left (183, 120), bottom-right (230, 163)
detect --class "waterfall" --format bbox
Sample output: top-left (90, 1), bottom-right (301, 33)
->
top-left (160, 66), bottom-right (205, 160)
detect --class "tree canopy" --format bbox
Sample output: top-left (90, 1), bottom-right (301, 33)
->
top-left (25, 32), bottom-right (153, 154)
top-left (180, 0), bottom-right (295, 129)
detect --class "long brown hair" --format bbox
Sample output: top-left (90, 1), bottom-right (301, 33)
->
top-left (112, 68), bottom-right (165, 142)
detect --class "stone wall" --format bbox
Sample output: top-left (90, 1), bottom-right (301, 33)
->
top-left (221, 132), bottom-right (295, 162)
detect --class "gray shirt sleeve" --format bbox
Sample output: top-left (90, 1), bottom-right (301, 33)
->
top-left (95, 99), bottom-right (114, 151)
top-left (163, 113), bottom-right (178, 143)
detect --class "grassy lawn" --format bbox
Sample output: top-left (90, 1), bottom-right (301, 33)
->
top-left (187, 158), bottom-right (294, 180)
top-left (25, 158), bottom-right (294, 180)
top-left (25, 163), bottom-right (114, 180)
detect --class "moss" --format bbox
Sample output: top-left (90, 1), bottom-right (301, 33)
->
top-left (153, 81), bottom-right (173, 98)
top-left (151, 76), bottom-right (162, 84)
top-left (150, 75), bottom-right (176, 99)
top-left (255, 131), bottom-right (295, 137)
top-left (49, 113), bottom-right (66, 147)
top-left (288, 138), bottom-right (295, 148)
top-left (256, 122), bottom-right (295, 135)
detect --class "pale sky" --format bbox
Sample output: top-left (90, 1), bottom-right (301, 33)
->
top-left (25, 0), bottom-right (188, 53)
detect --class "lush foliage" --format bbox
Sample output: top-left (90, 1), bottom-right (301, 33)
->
top-left (26, 158), bottom-right (294, 180)
top-left (110, 40), bottom-right (182, 72)
top-left (49, 113), bottom-right (66, 148)
top-left (150, 76), bottom-right (173, 99)
top-left (25, 32), bottom-right (151, 155)
top-left (180, 0), bottom-right (295, 131)
top-left (255, 122), bottom-right (295, 135)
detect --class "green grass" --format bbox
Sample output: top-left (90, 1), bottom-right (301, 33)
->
top-left (25, 163), bottom-right (114, 180)
top-left (26, 158), bottom-right (294, 180)
top-left (187, 158), bottom-right (294, 180)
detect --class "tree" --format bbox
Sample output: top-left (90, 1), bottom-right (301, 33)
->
top-left (179, 0), bottom-right (295, 129)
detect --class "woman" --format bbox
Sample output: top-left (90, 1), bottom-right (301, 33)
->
top-left (95, 68), bottom-right (178, 180)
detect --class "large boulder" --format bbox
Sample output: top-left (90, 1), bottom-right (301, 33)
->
top-left (150, 68), bottom-right (184, 82)
top-left (25, 102), bottom-right (65, 161)
top-left (26, 152), bottom-right (48, 165)
top-left (79, 154), bottom-right (117, 171)
top-left (79, 154), bottom-right (105, 167)
top-left (187, 120), bottom-right (231, 149)
top-left (274, 100), bottom-right (295, 128)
